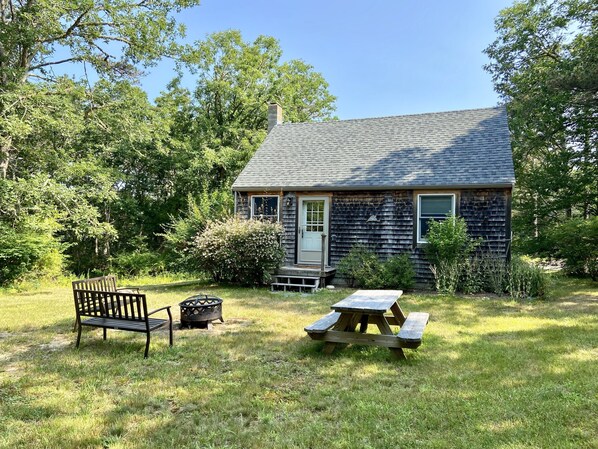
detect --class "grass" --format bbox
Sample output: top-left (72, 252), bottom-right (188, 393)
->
top-left (0, 275), bottom-right (597, 448)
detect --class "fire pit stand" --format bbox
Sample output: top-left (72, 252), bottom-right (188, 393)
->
top-left (179, 294), bottom-right (224, 329)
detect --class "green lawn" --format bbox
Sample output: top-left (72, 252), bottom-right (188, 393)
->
top-left (1, 276), bottom-right (597, 449)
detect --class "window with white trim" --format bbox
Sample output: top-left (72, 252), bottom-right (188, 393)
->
top-left (250, 195), bottom-right (280, 222)
top-left (417, 194), bottom-right (456, 243)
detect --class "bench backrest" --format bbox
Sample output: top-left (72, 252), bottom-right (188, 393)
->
top-left (72, 275), bottom-right (118, 293)
top-left (73, 288), bottom-right (148, 322)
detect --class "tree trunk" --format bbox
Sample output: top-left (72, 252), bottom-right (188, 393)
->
top-left (533, 194), bottom-right (539, 238)
top-left (0, 139), bottom-right (11, 180)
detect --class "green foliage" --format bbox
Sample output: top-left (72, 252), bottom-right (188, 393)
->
top-left (162, 191), bottom-right (233, 272)
top-left (192, 218), bottom-right (285, 286)
top-left (429, 260), bottom-right (462, 295)
top-left (0, 221), bottom-right (63, 286)
top-left (0, 24), bottom-right (335, 283)
top-left (338, 246), bottom-right (415, 289)
top-left (179, 30), bottom-right (336, 190)
top-left (485, 0), bottom-right (597, 252)
top-left (424, 217), bottom-right (548, 298)
top-left (481, 254), bottom-right (511, 296)
top-left (425, 217), bottom-right (480, 294)
top-left (382, 254), bottom-right (416, 290)
top-left (508, 257), bottom-right (549, 300)
top-left (110, 251), bottom-right (166, 278)
top-left (0, 0), bottom-right (200, 86)
top-left (547, 217), bottom-right (598, 280)
top-left (424, 216), bottom-right (480, 268)
top-left (460, 256), bottom-right (486, 295)
top-left (337, 245), bottom-right (385, 288)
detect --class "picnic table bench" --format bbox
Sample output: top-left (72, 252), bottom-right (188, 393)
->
top-left (72, 276), bottom-right (173, 358)
top-left (305, 290), bottom-right (429, 360)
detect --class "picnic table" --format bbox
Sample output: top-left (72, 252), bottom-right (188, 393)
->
top-left (304, 290), bottom-right (429, 360)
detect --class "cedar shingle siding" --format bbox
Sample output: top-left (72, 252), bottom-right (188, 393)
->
top-left (235, 188), bottom-right (511, 284)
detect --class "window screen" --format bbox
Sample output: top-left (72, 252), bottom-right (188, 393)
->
top-left (251, 196), bottom-right (279, 222)
top-left (418, 195), bottom-right (454, 242)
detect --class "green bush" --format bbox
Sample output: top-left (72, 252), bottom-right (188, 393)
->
top-left (460, 256), bottom-right (486, 294)
top-left (110, 250), bottom-right (166, 277)
top-left (425, 216), bottom-right (480, 294)
top-left (337, 245), bottom-right (385, 288)
top-left (481, 254), bottom-right (510, 295)
top-left (192, 217), bottom-right (284, 286)
top-left (547, 217), bottom-right (598, 280)
top-left (162, 191), bottom-right (232, 272)
top-left (508, 256), bottom-right (549, 299)
top-left (425, 216), bottom-right (480, 268)
top-left (0, 221), bottom-right (64, 286)
top-left (383, 254), bottom-right (415, 290)
top-left (338, 246), bottom-right (415, 289)
top-left (429, 260), bottom-right (462, 294)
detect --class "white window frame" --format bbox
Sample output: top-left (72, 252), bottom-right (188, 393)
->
top-left (250, 195), bottom-right (280, 222)
top-left (417, 193), bottom-right (456, 244)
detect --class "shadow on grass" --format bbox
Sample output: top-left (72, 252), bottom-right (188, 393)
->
top-left (3, 277), bottom-right (598, 448)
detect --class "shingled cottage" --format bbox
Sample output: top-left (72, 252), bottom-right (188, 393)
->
top-left (233, 104), bottom-right (515, 286)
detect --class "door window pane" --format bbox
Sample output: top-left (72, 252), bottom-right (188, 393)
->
top-left (304, 200), bottom-right (324, 232)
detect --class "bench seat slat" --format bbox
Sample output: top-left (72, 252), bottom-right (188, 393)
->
top-left (397, 312), bottom-right (429, 346)
top-left (305, 311), bottom-right (341, 334)
top-left (81, 317), bottom-right (168, 332)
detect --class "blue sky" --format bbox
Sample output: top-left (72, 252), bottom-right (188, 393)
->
top-left (141, 0), bottom-right (513, 120)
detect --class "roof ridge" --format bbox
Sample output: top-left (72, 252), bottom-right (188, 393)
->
top-left (275, 105), bottom-right (505, 127)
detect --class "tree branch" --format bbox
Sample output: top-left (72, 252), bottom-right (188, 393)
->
top-left (40, 17), bottom-right (117, 44)
top-left (29, 57), bottom-right (83, 71)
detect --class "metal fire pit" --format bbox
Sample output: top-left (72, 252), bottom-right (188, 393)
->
top-left (179, 294), bottom-right (224, 329)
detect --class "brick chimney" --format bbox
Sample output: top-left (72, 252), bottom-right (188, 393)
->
top-left (267, 103), bottom-right (282, 132)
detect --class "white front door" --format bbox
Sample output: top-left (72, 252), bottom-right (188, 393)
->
top-left (298, 197), bottom-right (329, 264)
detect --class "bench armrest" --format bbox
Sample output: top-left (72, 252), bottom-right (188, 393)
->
top-left (147, 306), bottom-right (172, 316)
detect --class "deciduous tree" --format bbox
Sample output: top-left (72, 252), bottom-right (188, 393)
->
top-left (484, 0), bottom-right (597, 252)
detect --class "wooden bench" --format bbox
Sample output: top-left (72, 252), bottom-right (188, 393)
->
top-left (397, 312), bottom-right (429, 349)
top-left (304, 311), bottom-right (341, 335)
top-left (73, 276), bottom-right (173, 358)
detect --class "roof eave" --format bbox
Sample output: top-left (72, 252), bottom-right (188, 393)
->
top-left (232, 182), bottom-right (515, 192)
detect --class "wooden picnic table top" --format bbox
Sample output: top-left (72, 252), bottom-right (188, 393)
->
top-left (331, 290), bottom-right (403, 314)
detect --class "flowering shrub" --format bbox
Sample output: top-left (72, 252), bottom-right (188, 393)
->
top-left (192, 217), bottom-right (285, 285)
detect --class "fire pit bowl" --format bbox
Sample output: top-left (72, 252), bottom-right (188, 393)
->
top-left (179, 294), bottom-right (224, 329)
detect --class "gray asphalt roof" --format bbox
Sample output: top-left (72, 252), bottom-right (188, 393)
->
top-left (232, 106), bottom-right (515, 191)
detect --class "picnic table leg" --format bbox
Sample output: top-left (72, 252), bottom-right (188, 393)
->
top-left (359, 314), bottom-right (369, 333)
top-left (370, 315), bottom-right (406, 361)
top-left (348, 313), bottom-right (362, 332)
top-left (390, 302), bottom-right (407, 326)
top-left (322, 342), bottom-right (337, 354)
top-left (322, 313), bottom-right (353, 354)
